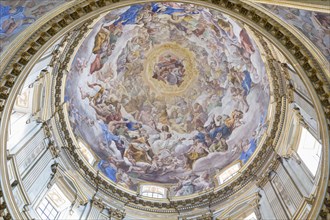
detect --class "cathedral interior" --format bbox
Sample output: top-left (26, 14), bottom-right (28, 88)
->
top-left (0, 0), bottom-right (329, 219)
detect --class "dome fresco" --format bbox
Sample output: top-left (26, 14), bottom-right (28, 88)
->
top-left (65, 2), bottom-right (270, 196)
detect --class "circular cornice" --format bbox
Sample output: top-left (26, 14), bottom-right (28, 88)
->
top-left (0, 0), bottom-right (328, 219)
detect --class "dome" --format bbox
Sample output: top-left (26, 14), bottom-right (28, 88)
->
top-left (0, 0), bottom-right (329, 219)
top-left (65, 2), bottom-right (270, 196)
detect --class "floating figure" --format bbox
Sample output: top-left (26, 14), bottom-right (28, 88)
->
top-left (90, 24), bottom-right (122, 74)
top-left (239, 134), bottom-right (257, 164)
top-left (98, 160), bottom-right (117, 182)
top-left (172, 174), bottom-right (197, 196)
top-left (239, 28), bottom-right (255, 55)
top-left (209, 133), bottom-right (228, 153)
top-left (192, 172), bottom-right (211, 192)
top-left (185, 139), bottom-right (210, 169)
top-left (152, 53), bottom-right (186, 87)
top-left (0, 5), bottom-right (35, 38)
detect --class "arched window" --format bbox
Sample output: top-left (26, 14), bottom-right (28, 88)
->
top-left (297, 127), bottom-right (322, 176)
top-left (140, 185), bottom-right (167, 199)
top-left (217, 161), bottom-right (241, 184)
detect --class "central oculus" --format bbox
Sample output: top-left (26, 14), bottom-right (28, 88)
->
top-left (65, 2), bottom-right (270, 197)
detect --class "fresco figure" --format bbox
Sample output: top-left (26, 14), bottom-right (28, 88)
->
top-left (185, 139), bottom-right (210, 169)
top-left (193, 172), bottom-right (211, 191)
top-left (263, 5), bottom-right (330, 61)
top-left (239, 137), bottom-right (257, 164)
top-left (99, 121), bottom-right (120, 144)
top-left (151, 2), bottom-right (185, 15)
top-left (152, 54), bottom-right (186, 86)
top-left (0, 5), bottom-right (35, 39)
top-left (98, 160), bottom-right (117, 182)
top-left (90, 24), bottom-right (123, 74)
top-left (114, 4), bottom-right (144, 25)
top-left (0, 1), bottom-right (72, 53)
top-left (116, 168), bottom-right (133, 188)
top-left (209, 133), bottom-right (228, 153)
top-left (172, 175), bottom-right (196, 196)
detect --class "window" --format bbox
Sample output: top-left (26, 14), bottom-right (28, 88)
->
top-left (9, 112), bottom-right (29, 137)
top-left (37, 198), bottom-right (59, 220)
top-left (244, 212), bottom-right (257, 220)
top-left (140, 185), bottom-right (166, 198)
top-left (78, 140), bottom-right (96, 165)
top-left (36, 184), bottom-right (72, 220)
top-left (14, 87), bottom-right (31, 111)
top-left (218, 161), bottom-right (241, 184)
top-left (297, 127), bottom-right (322, 176)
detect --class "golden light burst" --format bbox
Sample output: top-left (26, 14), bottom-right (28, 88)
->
top-left (143, 42), bottom-right (199, 97)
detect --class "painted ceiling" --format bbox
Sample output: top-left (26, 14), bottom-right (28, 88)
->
top-left (262, 4), bottom-right (330, 61)
top-left (0, 0), bottom-right (73, 54)
top-left (65, 2), bottom-right (270, 196)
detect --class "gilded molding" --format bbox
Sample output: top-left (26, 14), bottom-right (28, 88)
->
top-left (108, 207), bottom-right (126, 219)
top-left (256, 155), bottom-right (281, 188)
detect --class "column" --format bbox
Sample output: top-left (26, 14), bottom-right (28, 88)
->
top-left (22, 150), bottom-right (53, 203)
top-left (85, 199), bottom-right (104, 219)
top-left (282, 157), bottom-right (314, 197)
top-left (262, 180), bottom-right (288, 219)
